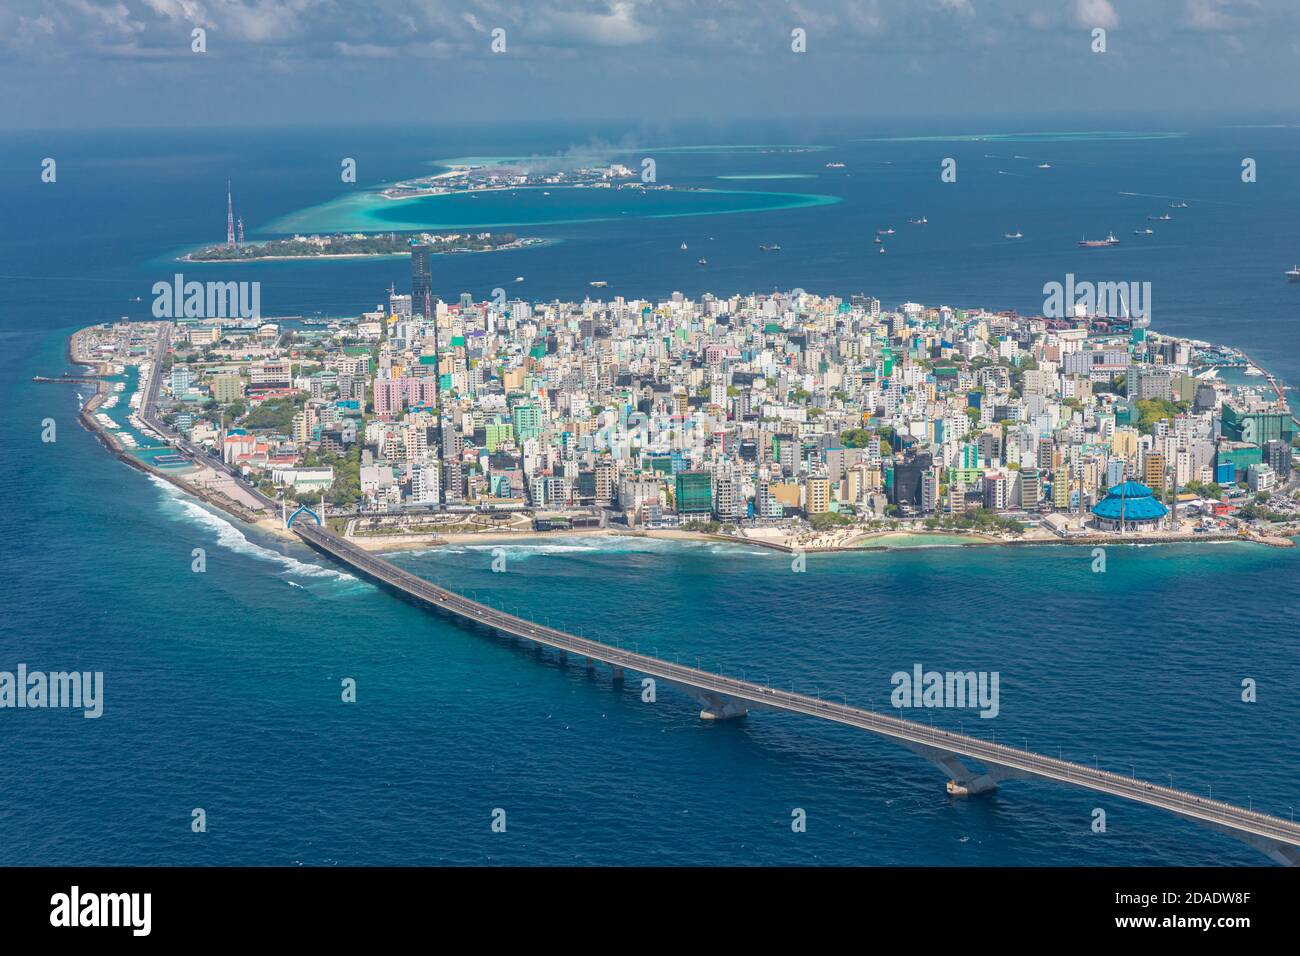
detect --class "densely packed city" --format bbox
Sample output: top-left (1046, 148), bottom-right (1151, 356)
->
top-left (82, 250), bottom-right (1300, 548)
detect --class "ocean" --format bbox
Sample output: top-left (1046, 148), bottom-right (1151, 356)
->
top-left (1, 119), bottom-right (1297, 865)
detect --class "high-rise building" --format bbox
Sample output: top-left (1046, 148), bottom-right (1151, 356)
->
top-left (1019, 467), bottom-right (1041, 510)
top-left (890, 451), bottom-right (933, 508)
top-left (411, 244), bottom-right (433, 318)
top-left (1052, 465), bottom-right (1070, 509)
top-left (713, 466), bottom-right (744, 522)
top-left (1264, 439), bottom-right (1292, 478)
top-left (595, 458), bottom-right (616, 506)
top-left (675, 471), bottom-right (713, 514)
top-left (1144, 452), bottom-right (1168, 497)
top-left (984, 473), bottom-right (1008, 510)
top-left (805, 475), bottom-right (830, 515)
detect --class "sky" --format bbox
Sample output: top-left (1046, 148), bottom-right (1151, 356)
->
top-left (0, 0), bottom-right (1297, 129)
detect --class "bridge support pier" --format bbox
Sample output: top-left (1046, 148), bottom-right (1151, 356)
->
top-left (905, 743), bottom-right (1029, 797)
top-left (700, 700), bottom-right (749, 721)
top-left (585, 657), bottom-right (595, 673)
top-left (611, 667), bottom-right (624, 683)
top-left (695, 690), bottom-right (749, 721)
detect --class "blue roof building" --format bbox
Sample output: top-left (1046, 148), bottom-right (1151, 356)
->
top-left (1091, 480), bottom-right (1168, 531)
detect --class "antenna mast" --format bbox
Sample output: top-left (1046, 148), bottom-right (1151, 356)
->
top-left (226, 180), bottom-right (236, 248)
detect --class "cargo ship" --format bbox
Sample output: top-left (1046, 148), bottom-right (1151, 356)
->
top-left (1078, 233), bottom-right (1120, 248)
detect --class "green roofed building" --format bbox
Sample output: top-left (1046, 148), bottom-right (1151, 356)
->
top-left (1220, 402), bottom-right (1295, 445)
top-left (675, 470), bottom-right (713, 514)
top-left (485, 421), bottom-right (513, 452)
top-left (513, 403), bottom-right (542, 441)
top-left (1217, 441), bottom-right (1262, 481)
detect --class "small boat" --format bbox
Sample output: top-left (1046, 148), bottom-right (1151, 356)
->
top-left (1134, 227), bottom-right (1154, 235)
top-left (1148, 213), bottom-right (1172, 221)
top-left (1037, 163), bottom-right (1052, 169)
top-left (878, 246), bottom-right (886, 255)
top-left (514, 276), bottom-right (524, 282)
top-left (908, 217), bottom-right (928, 225)
top-left (873, 236), bottom-right (883, 244)
top-left (1286, 265), bottom-right (1300, 282)
top-left (542, 191), bottom-right (550, 196)
top-left (878, 227), bottom-right (895, 235)
top-left (589, 280), bottom-right (608, 287)
top-left (1004, 231), bottom-right (1023, 239)
top-left (825, 161), bottom-right (845, 168)
top-left (1170, 200), bottom-right (1189, 208)
top-left (697, 257), bottom-right (707, 265)
top-left (759, 244), bottom-right (781, 252)
top-left (680, 242), bottom-right (688, 250)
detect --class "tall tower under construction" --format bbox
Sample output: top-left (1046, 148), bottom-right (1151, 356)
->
top-left (411, 242), bottom-right (433, 317)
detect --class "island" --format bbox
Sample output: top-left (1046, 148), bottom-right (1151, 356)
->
top-left (183, 230), bottom-right (545, 262)
top-left (57, 282), bottom-right (1300, 556)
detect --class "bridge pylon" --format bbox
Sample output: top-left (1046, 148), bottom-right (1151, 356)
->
top-left (906, 742), bottom-right (1029, 796)
top-left (695, 690), bottom-right (749, 721)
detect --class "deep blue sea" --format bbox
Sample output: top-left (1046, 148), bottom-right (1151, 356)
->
top-left (1, 120), bottom-right (1297, 865)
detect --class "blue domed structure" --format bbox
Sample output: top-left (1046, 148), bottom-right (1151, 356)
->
top-left (1091, 480), bottom-right (1168, 531)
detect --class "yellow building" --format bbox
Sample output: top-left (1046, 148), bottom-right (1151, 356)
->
top-left (806, 476), bottom-right (830, 515)
top-left (1112, 427), bottom-right (1140, 459)
top-left (1144, 452), bottom-right (1168, 495)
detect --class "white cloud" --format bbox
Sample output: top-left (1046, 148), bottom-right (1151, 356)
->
top-left (1182, 0), bottom-right (1263, 31)
top-left (535, 2), bottom-right (656, 48)
top-left (1070, 0), bottom-right (1119, 30)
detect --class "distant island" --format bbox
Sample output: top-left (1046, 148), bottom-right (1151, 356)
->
top-left (183, 231), bottom-right (545, 262)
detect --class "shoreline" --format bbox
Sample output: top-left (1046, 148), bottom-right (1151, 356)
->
top-left (69, 325), bottom-right (297, 541)
top-left (339, 522), bottom-right (1295, 555)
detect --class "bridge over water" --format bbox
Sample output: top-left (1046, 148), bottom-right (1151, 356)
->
top-left (294, 522), bottom-right (1300, 866)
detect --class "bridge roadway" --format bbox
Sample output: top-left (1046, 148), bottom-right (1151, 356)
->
top-left (293, 521), bottom-right (1300, 864)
